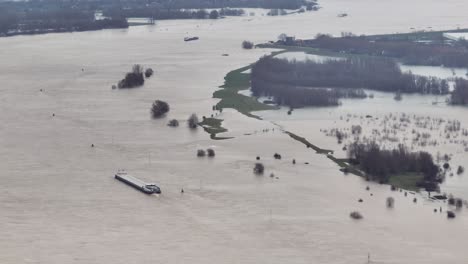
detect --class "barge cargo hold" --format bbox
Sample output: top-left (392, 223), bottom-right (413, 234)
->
top-left (114, 171), bottom-right (161, 194)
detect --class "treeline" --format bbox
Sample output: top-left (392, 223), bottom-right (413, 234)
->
top-left (159, 0), bottom-right (308, 10)
top-left (250, 56), bottom-right (449, 107)
top-left (104, 8), bottom-right (222, 20)
top-left (303, 35), bottom-right (468, 68)
top-left (450, 78), bottom-right (468, 105)
top-left (348, 142), bottom-right (442, 191)
top-left (219, 8), bottom-right (245, 16)
top-left (0, 7), bottom-right (127, 36)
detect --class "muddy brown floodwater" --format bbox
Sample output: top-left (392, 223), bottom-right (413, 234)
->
top-left (2, 0), bottom-right (468, 263)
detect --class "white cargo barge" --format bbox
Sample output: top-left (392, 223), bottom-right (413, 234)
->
top-left (114, 170), bottom-right (161, 194)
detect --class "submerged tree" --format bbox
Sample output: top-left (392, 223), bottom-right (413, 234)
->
top-left (188, 113), bottom-right (199, 129)
top-left (151, 100), bottom-right (170, 118)
top-left (118, 64), bottom-right (145, 88)
top-left (145, 68), bottom-right (154, 78)
top-left (254, 163), bottom-right (265, 174)
top-left (242, 40), bottom-right (254, 49)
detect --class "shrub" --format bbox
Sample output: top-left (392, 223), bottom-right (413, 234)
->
top-left (118, 64), bottom-right (145, 88)
top-left (443, 163), bottom-right (450, 170)
top-left (145, 68), bottom-right (154, 78)
top-left (273, 153), bottom-right (282, 159)
top-left (242, 40), bottom-right (254, 49)
top-left (197, 149), bottom-right (206, 157)
top-left (254, 163), bottom-right (265, 174)
top-left (457, 166), bottom-right (465, 175)
top-left (447, 211), bottom-right (456, 218)
top-left (448, 196), bottom-right (455, 205)
top-left (167, 119), bottom-right (179, 127)
top-left (386, 197), bottom-right (395, 208)
top-left (350, 211), bottom-right (363, 219)
top-left (456, 198), bottom-right (463, 209)
top-left (151, 100), bottom-right (170, 118)
top-left (207, 148), bottom-right (215, 157)
top-left (188, 113), bottom-right (199, 129)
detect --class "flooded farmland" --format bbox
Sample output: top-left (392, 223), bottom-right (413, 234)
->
top-left (2, 0), bottom-right (468, 263)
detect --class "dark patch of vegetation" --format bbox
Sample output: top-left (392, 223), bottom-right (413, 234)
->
top-left (447, 211), bottom-right (456, 218)
top-left (254, 163), bottom-right (265, 174)
top-left (350, 211), bottom-right (363, 220)
top-left (267, 9), bottom-right (287, 16)
top-left (151, 100), bottom-right (170, 118)
top-left (273, 153), bottom-right (282, 159)
top-left (197, 149), bottom-right (206, 157)
top-left (118, 65), bottom-right (145, 89)
top-left (348, 142), bottom-right (443, 191)
top-left (155, 0), bottom-right (309, 10)
top-left (302, 34), bottom-right (468, 68)
top-left (105, 8), bottom-right (210, 20)
top-left (207, 148), bottom-right (215, 157)
top-left (242, 40), bottom-right (254, 49)
top-left (457, 166), bottom-right (465, 175)
top-left (219, 8), bottom-right (245, 16)
top-left (251, 56), bottom-right (449, 107)
top-left (386, 197), bottom-right (395, 208)
top-left (450, 79), bottom-right (468, 105)
top-left (188, 113), bottom-right (199, 129)
top-left (167, 119), bottom-right (179, 127)
top-left (0, 6), bottom-right (127, 37)
top-left (145, 68), bottom-right (154, 78)
top-left (209, 10), bottom-right (219, 19)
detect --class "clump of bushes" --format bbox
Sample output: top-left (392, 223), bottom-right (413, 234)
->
top-left (457, 166), bottom-right (464, 175)
top-left (207, 148), bottom-right (215, 157)
top-left (350, 211), bottom-right (363, 220)
top-left (348, 141), bottom-right (442, 191)
top-left (145, 68), bottom-right (154, 78)
top-left (188, 113), bottom-right (199, 129)
top-left (242, 40), bottom-right (254, 49)
top-left (273, 153), bottom-right (282, 159)
top-left (254, 163), bottom-right (265, 174)
top-left (447, 211), bottom-right (456, 218)
top-left (167, 119), bottom-right (179, 127)
top-left (197, 149), bottom-right (206, 157)
top-left (151, 100), bottom-right (170, 118)
top-left (118, 64), bottom-right (145, 88)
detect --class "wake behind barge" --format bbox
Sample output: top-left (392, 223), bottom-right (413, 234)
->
top-left (115, 170), bottom-right (161, 194)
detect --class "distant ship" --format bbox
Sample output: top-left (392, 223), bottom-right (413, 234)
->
top-left (114, 170), bottom-right (161, 194)
top-left (184, 36), bottom-right (199, 42)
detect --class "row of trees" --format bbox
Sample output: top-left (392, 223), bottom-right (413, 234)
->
top-left (348, 142), bottom-right (442, 191)
top-left (0, 7), bottom-right (127, 35)
top-left (104, 8), bottom-right (220, 20)
top-left (158, 0), bottom-right (308, 10)
top-left (303, 35), bottom-right (468, 68)
top-left (250, 56), bottom-right (450, 107)
top-left (104, 8), bottom-right (243, 20)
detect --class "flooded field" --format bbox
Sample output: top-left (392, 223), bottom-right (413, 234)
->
top-left (3, 0), bottom-right (468, 263)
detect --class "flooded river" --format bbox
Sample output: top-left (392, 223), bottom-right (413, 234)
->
top-left (2, 0), bottom-right (468, 263)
